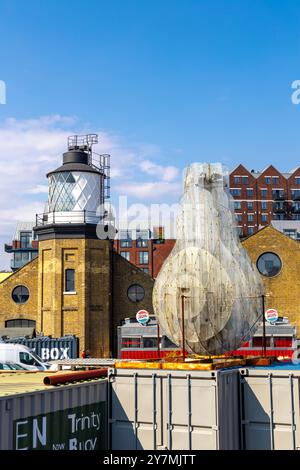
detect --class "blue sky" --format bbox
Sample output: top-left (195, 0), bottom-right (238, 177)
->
top-left (0, 0), bottom-right (300, 267)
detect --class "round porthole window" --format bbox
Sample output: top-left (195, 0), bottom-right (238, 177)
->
top-left (12, 286), bottom-right (30, 304)
top-left (127, 284), bottom-right (145, 303)
top-left (256, 252), bottom-right (282, 277)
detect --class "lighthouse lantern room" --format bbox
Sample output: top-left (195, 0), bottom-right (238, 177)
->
top-left (35, 134), bottom-right (110, 227)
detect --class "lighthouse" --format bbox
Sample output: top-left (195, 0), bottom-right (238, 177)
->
top-left (34, 135), bottom-right (113, 357)
top-left (35, 134), bottom-right (110, 237)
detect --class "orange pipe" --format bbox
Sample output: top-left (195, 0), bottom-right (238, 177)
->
top-left (43, 368), bottom-right (108, 386)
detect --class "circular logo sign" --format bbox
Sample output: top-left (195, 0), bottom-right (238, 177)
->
top-left (136, 310), bottom-right (150, 326)
top-left (265, 308), bottom-right (278, 323)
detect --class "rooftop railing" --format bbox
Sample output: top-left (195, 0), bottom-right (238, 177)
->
top-left (35, 210), bottom-right (100, 227)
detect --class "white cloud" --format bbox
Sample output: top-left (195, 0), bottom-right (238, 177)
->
top-left (0, 202), bottom-right (45, 225)
top-left (139, 160), bottom-right (180, 182)
top-left (137, 143), bottom-right (162, 158)
top-left (26, 185), bottom-right (49, 194)
top-left (5, 115), bottom-right (77, 130)
top-left (116, 181), bottom-right (181, 199)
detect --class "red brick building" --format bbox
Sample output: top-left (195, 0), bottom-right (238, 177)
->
top-left (230, 165), bottom-right (300, 237)
top-left (113, 230), bottom-right (175, 279)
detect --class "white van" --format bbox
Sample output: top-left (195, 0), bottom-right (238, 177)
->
top-left (0, 344), bottom-right (50, 371)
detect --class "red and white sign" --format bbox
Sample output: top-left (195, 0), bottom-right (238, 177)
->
top-left (136, 310), bottom-right (150, 326)
top-left (265, 308), bottom-right (278, 323)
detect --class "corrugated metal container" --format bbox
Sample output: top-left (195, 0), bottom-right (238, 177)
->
top-left (108, 367), bottom-right (240, 450)
top-left (0, 327), bottom-right (36, 339)
top-left (239, 365), bottom-right (300, 450)
top-left (4, 336), bottom-right (79, 360)
top-left (0, 372), bottom-right (107, 450)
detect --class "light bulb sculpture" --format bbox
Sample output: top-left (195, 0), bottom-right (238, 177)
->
top-left (152, 163), bottom-right (264, 355)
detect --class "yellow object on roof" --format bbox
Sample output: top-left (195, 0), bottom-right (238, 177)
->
top-left (114, 361), bottom-right (162, 370)
top-left (0, 272), bottom-right (12, 283)
top-left (115, 358), bottom-right (248, 371)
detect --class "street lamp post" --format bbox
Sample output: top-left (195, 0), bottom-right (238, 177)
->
top-left (262, 294), bottom-right (266, 356)
top-left (181, 295), bottom-right (186, 362)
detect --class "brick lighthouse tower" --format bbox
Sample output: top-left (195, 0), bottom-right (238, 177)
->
top-left (34, 135), bottom-right (112, 357)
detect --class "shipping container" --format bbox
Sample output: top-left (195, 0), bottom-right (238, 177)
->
top-left (108, 367), bottom-right (240, 450)
top-left (0, 372), bottom-right (107, 450)
top-left (239, 364), bottom-right (300, 450)
top-left (4, 335), bottom-right (79, 360)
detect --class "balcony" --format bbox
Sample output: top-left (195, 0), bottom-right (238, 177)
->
top-left (10, 251), bottom-right (38, 270)
top-left (291, 192), bottom-right (300, 201)
top-left (273, 203), bottom-right (286, 213)
top-left (11, 259), bottom-right (27, 270)
top-left (6, 246), bottom-right (38, 253)
top-left (291, 205), bottom-right (300, 214)
top-left (272, 192), bottom-right (286, 201)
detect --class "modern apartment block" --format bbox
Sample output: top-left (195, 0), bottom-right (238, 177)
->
top-left (4, 222), bottom-right (38, 271)
top-left (230, 164), bottom-right (300, 237)
top-left (113, 227), bottom-right (175, 278)
top-left (270, 220), bottom-right (300, 241)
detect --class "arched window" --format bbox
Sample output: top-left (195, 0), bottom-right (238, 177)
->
top-left (5, 319), bottom-right (36, 328)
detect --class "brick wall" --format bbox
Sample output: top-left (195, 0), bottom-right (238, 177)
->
top-left (0, 240), bottom-right (155, 357)
top-left (37, 237), bottom-right (112, 357)
top-left (242, 225), bottom-right (300, 334)
top-left (0, 257), bottom-right (39, 327)
top-left (113, 239), bottom-right (175, 278)
top-left (112, 252), bottom-right (154, 353)
top-left (152, 240), bottom-right (175, 278)
top-left (230, 164), bottom-right (300, 237)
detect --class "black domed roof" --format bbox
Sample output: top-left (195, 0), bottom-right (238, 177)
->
top-left (47, 150), bottom-right (102, 177)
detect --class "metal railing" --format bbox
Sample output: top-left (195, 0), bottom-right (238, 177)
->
top-left (291, 205), bottom-right (300, 213)
top-left (35, 210), bottom-right (100, 227)
top-left (4, 244), bottom-right (12, 253)
top-left (273, 203), bottom-right (286, 213)
top-left (272, 192), bottom-right (286, 201)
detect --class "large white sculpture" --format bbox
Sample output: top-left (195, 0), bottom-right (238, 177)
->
top-left (152, 163), bottom-right (264, 355)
